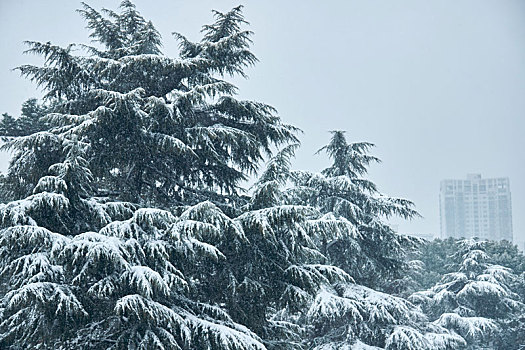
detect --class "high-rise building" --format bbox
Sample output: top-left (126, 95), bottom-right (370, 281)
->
top-left (439, 174), bottom-right (513, 241)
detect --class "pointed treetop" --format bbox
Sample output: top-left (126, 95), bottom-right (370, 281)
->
top-left (78, 0), bottom-right (162, 58)
top-left (203, 5), bottom-right (248, 42)
top-left (176, 4), bottom-right (256, 77)
top-left (318, 130), bottom-right (380, 178)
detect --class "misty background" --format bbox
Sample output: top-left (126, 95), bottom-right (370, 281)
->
top-left (1, 0), bottom-right (524, 243)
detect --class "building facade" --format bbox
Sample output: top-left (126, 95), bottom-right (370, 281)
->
top-left (439, 174), bottom-right (513, 241)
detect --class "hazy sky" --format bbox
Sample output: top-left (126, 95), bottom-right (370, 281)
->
top-left (1, 0), bottom-right (524, 242)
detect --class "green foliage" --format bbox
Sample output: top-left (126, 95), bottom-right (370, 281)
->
top-left (286, 131), bottom-right (420, 287)
top-left (409, 238), bottom-right (525, 349)
top-left (0, 99), bottom-right (49, 138)
top-left (0, 189), bottom-right (269, 349)
top-left (3, 0), bottom-right (297, 209)
top-left (411, 237), bottom-right (525, 290)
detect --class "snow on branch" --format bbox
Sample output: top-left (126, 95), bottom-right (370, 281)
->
top-left (433, 313), bottom-right (497, 341)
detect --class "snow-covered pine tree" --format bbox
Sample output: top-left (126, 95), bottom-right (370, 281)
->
top-left (237, 142), bottom-right (463, 350)
top-left (0, 99), bottom-right (49, 138)
top-left (407, 237), bottom-right (525, 296)
top-left (286, 131), bottom-right (420, 288)
top-left (2, 0), bottom-right (298, 209)
top-left (409, 239), bottom-right (525, 349)
top-left (0, 200), bottom-right (271, 348)
top-left (0, 148), bottom-right (270, 348)
top-left (270, 133), bottom-right (471, 350)
top-left (233, 145), bottom-right (359, 349)
top-left (0, 2), bottom-right (298, 349)
top-left (0, 99), bottom-right (56, 202)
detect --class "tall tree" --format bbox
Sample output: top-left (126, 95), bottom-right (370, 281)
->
top-left (238, 137), bottom-right (463, 350)
top-left (0, 2), bottom-right (295, 349)
top-left (286, 131), bottom-right (420, 287)
top-left (2, 1), bottom-right (297, 209)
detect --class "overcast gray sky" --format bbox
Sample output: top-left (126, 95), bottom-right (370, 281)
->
top-left (1, 0), bottom-right (524, 243)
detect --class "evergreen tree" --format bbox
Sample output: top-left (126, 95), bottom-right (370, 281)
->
top-left (286, 131), bottom-right (420, 287)
top-left (0, 114), bottom-right (19, 138)
top-left (408, 237), bottom-right (525, 292)
top-left (0, 2), bottom-right (295, 349)
top-left (409, 239), bottom-right (525, 349)
top-left (3, 1), bottom-right (297, 209)
top-left (237, 139), bottom-right (462, 350)
top-left (0, 99), bottom-right (49, 138)
top-left (0, 187), bottom-right (268, 348)
top-left (0, 99), bottom-right (52, 202)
